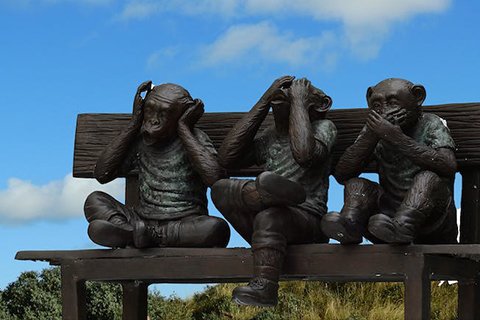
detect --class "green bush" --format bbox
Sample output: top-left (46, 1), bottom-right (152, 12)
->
top-left (0, 268), bottom-right (459, 320)
top-left (148, 291), bottom-right (192, 320)
top-left (1, 267), bottom-right (122, 320)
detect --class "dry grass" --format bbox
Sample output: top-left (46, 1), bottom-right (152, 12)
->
top-left (151, 281), bottom-right (458, 320)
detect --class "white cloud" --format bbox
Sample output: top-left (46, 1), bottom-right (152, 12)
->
top-left (147, 46), bottom-right (180, 69)
top-left (116, 0), bottom-right (239, 21)
top-left (241, 0), bottom-right (451, 60)
top-left (0, 174), bottom-right (124, 223)
top-left (201, 21), bottom-right (336, 67)
top-left (116, 1), bottom-right (157, 21)
top-left (129, 0), bottom-right (450, 66)
top-left (242, 0), bottom-right (450, 24)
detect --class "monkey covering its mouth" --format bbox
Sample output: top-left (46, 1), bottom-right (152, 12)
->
top-left (323, 78), bottom-right (458, 246)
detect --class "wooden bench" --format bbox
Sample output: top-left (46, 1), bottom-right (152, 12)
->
top-left (16, 103), bottom-right (480, 320)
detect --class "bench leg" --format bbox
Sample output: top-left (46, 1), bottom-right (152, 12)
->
top-left (122, 281), bottom-right (148, 320)
top-left (404, 256), bottom-right (430, 320)
top-left (61, 264), bottom-right (86, 320)
top-left (459, 277), bottom-right (480, 320)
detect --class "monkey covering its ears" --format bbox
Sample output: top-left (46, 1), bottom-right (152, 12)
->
top-left (84, 81), bottom-right (230, 249)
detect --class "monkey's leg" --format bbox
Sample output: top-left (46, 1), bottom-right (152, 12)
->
top-left (211, 178), bottom-right (258, 244)
top-left (232, 207), bottom-right (322, 307)
top-left (133, 215), bottom-right (231, 248)
top-left (254, 171), bottom-right (306, 207)
top-left (368, 171), bottom-right (453, 244)
top-left (84, 191), bottom-right (135, 248)
top-left (211, 173), bottom-right (306, 244)
top-left (321, 177), bottom-right (380, 244)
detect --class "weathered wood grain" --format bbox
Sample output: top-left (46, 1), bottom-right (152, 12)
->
top-left (73, 103), bottom-right (480, 178)
top-left (15, 245), bottom-right (480, 285)
top-left (15, 244), bottom-right (480, 263)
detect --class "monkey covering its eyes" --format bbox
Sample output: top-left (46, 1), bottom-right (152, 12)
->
top-left (322, 78), bottom-right (458, 245)
top-left (84, 81), bottom-right (230, 249)
top-left (211, 76), bottom-right (337, 306)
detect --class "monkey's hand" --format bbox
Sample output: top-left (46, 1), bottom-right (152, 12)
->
top-left (384, 107), bottom-right (408, 126)
top-left (289, 78), bottom-right (311, 103)
top-left (179, 100), bottom-right (205, 129)
top-left (366, 110), bottom-right (402, 142)
top-left (132, 80), bottom-right (152, 118)
top-left (260, 75), bottom-right (294, 105)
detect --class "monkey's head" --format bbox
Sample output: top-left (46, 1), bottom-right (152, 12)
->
top-left (141, 83), bottom-right (193, 145)
top-left (270, 78), bottom-right (332, 122)
top-left (367, 78), bottom-right (426, 130)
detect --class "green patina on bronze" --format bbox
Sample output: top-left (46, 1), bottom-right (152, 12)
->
top-left (254, 119), bottom-right (337, 216)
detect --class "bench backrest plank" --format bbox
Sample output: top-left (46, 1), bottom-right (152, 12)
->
top-left (73, 103), bottom-right (480, 178)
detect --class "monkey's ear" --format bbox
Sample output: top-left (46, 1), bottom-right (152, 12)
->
top-left (319, 95), bottom-right (332, 112)
top-left (311, 95), bottom-right (332, 116)
top-left (366, 86), bottom-right (373, 101)
top-left (411, 84), bottom-right (426, 106)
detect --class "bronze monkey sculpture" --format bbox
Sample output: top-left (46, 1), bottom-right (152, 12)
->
top-left (84, 81), bottom-right (230, 248)
top-left (212, 76), bottom-right (337, 306)
top-left (322, 78), bottom-right (458, 244)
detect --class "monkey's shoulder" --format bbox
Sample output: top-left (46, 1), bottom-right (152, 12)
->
top-left (413, 113), bottom-right (455, 149)
top-left (312, 119), bottom-right (337, 133)
top-left (312, 119), bottom-right (337, 151)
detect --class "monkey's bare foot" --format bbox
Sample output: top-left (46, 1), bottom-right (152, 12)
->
top-left (255, 172), bottom-right (306, 207)
top-left (368, 214), bottom-right (413, 244)
top-left (321, 211), bottom-right (363, 244)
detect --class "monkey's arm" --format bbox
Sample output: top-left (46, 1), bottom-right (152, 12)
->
top-left (289, 87), bottom-right (316, 167)
top-left (94, 82), bottom-right (150, 184)
top-left (288, 84), bottom-right (330, 167)
top-left (94, 116), bottom-right (141, 184)
top-left (385, 132), bottom-right (456, 177)
top-left (219, 75), bottom-right (294, 169)
top-left (289, 105), bottom-right (334, 168)
top-left (218, 100), bottom-right (269, 169)
top-left (334, 127), bottom-right (379, 184)
top-left (178, 124), bottom-right (227, 187)
top-left (367, 110), bottom-right (457, 177)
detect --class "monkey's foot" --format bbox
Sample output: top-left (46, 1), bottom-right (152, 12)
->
top-left (368, 214), bottom-right (413, 244)
top-left (88, 220), bottom-right (133, 248)
top-left (255, 172), bottom-right (306, 207)
top-left (232, 277), bottom-right (279, 307)
top-left (321, 212), bottom-right (363, 244)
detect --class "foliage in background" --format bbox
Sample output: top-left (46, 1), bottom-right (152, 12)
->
top-left (0, 268), bottom-right (122, 320)
top-left (0, 267), bottom-right (458, 320)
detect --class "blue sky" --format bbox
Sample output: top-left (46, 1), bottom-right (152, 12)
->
top-left (0, 0), bottom-right (478, 298)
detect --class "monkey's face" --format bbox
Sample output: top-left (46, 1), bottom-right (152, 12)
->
top-left (141, 97), bottom-right (183, 146)
top-left (368, 81), bottom-right (421, 130)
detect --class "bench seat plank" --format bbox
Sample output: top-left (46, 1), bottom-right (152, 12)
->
top-left (16, 244), bottom-right (480, 264)
top-left (16, 245), bottom-right (480, 285)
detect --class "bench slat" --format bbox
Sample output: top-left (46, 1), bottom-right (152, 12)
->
top-left (15, 244), bottom-right (480, 263)
top-left (73, 103), bottom-right (480, 178)
top-left (15, 245), bottom-right (480, 285)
